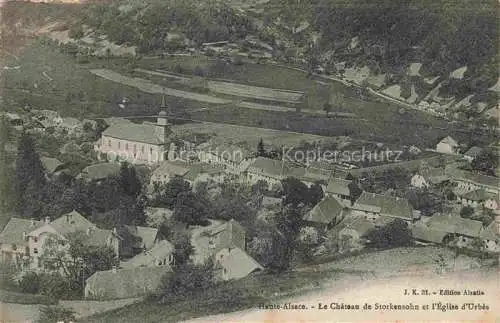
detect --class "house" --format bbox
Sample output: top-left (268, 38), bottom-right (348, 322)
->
top-left (436, 136), bottom-right (459, 155)
top-left (117, 225), bottom-right (162, 258)
top-left (84, 266), bottom-right (171, 300)
top-left (58, 117), bottom-right (82, 134)
top-left (446, 167), bottom-right (499, 194)
top-left (0, 218), bottom-right (44, 268)
top-left (457, 189), bottom-right (498, 209)
top-left (325, 178), bottom-right (352, 201)
top-left (150, 161), bottom-right (190, 186)
top-left (246, 157), bottom-right (288, 188)
top-left (410, 167), bottom-right (449, 188)
top-left (27, 211), bottom-right (121, 269)
top-left (199, 143), bottom-right (253, 174)
top-left (425, 214), bottom-right (483, 247)
top-left (184, 163), bottom-right (226, 188)
top-left (206, 220), bottom-right (246, 254)
top-left (94, 97), bottom-right (173, 164)
top-left (3, 112), bottom-right (23, 130)
top-left (214, 247), bottom-right (263, 281)
top-left (302, 196), bottom-right (346, 231)
top-left (337, 215), bottom-right (375, 252)
top-left (463, 146), bottom-right (483, 162)
top-left (479, 221), bottom-right (499, 252)
top-left (40, 157), bottom-right (66, 178)
top-left (411, 224), bottom-right (449, 245)
top-left (298, 168), bottom-right (330, 188)
top-left (77, 163), bottom-right (121, 183)
top-left (484, 106), bottom-right (498, 120)
top-left (259, 196), bottom-right (282, 209)
top-left (120, 240), bottom-right (174, 269)
top-left (351, 192), bottom-right (416, 223)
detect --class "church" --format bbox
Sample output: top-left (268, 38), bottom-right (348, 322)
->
top-left (94, 96), bottom-right (173, 164)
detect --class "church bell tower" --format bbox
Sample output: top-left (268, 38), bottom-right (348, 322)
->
top-left (156, 95), bottom-right (172, 143)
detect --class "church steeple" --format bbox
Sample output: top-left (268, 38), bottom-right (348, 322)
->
top-left (156, 94), bottom-right (171, 143)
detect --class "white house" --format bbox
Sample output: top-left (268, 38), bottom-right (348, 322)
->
top-left (410, 167), bottom-right (449, 189)
top-left (246, 157), bottom-right (288, 189)
top-left (435, 136), bottom-right (459, 155)
top-left (214, 247), bottom-right (263, 281)
top-left (350, 192), bottom-right (416, 224)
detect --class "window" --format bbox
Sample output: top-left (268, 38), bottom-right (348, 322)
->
top-left (125, 143), bottom-right (128, 151)
top-left (150, 147), bottom-right (153, 155)
top-left (133, 144), bottom-right (137, 152)
top-left (118, 142), bottom-right (121, 149)
top-left (141, 146), bottom-right (145, 153)
top-left (33, 248), bottom-right (38, 254)
top-left (34, 237), bottom-right (38, 243)
top-left (108, 140), bottom-right (111, 147)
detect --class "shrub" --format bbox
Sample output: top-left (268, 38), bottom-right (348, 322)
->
top-left (365, 219), bottom-right (413, 248)
top-left (19, 271), bottom-right (41, 294)
top-left (38, 305), bottom-right (76, 323)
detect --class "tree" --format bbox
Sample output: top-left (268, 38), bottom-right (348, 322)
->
top-left (15, 133), bottom-right (45, 209)
top-left (173, 191), bottom-right (209, 225)
top-left (160, 261), bottom-right (214, 300)
top-left (348, 181), bottom-right (363, 205)
top-left (171, 230), bottom-right (195, 267)
top-left (257, 138), bottom-right (266, 157)
top-left (282, 177), bottom-right (309, 207)
top-left (307, 183), bottom-right (324, 206)
top-left (460, 206), bottom-right (475, 218)
top-left (471, 149), bottom-right (498, 176)
top-left (365, 219), bottom-right (412, 248)
top-left (119, 162), bottom-right (142, 197)
top-left (154, 176), bottom-right (191, 209)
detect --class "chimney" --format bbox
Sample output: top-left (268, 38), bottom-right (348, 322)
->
top-left (22, 232), bottom-right (27, 241)
top-left (112, 227), bottom-right (117, 235)
top-left (44, 216), bottom-right (50, 224)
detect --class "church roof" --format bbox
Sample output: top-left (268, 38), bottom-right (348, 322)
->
top-left (102, 122), bottom-right (165, 145)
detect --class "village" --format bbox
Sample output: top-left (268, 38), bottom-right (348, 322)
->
top-left (0, 95), bottom-right (498, 308)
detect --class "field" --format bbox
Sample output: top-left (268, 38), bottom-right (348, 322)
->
top-left (1, 41), bottom-right (493, 148)
top-left (79, 246), bottom-right (490, 323)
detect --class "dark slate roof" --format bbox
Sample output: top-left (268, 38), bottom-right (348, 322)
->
top-left (353, 192), bottom-right (413, 220)
top-left (303, 196), bottom-right (344, 224)
top-left (102, 122), bottom-right (164, 145)
top-left (0, 218), bottom-right (44, 246)
top-left (248, 157), bottom-right (288, 178)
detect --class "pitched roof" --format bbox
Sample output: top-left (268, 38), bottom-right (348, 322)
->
top-left (85, 266), bottom-right (171, 299)
top-left (326, 178), bottom-right (351, 196)
top-left (460, 189), bottom-right (494, 202)
top-left (426, 214), bottom-right (483, 238)
top-left (248, 157), bottom-right (287, 178)
top-left (184, 163), bottom-right (224, 182)
top-left (216, 247), bottom-right (263, 279)
top-left (86, 228), bottom-right (115, 247)
top-left (353, 192), bottom-right (413, 220)
top-left (303, 196), bottom-right (344, 224)
top-left (60, 117), bottom-right (81, 129)
top-left (479, 222), bottom-right (499, 240)
top-left (79, 163), bottom-right (121, 181)
top-left (208, 219), bottom-right (246, 251)
top-left (339, 215), bottom-right (375, 237)
top-left (124, 225), bottom-right (159, 250)
top-left (49, 211), bottom-right (95, 238)
top-left (0, 218), bottom-right (44, 246)
top-left (40, 156), bottom-right (64, 174)
top-left (464, 146), bottom-right (484, 158)
top-left (261, 196), bottom-right (282, 208)
top-left (152, 161), bottom-right (189, 178)
top-left (411, 224), bottom-right (448, 243)
top-left (438, 136), bottom-right (458, 147)
top-left (120, 240), bottom-right (174, 269)
top-left (299, 168), bottom-right (331, 183)
top-left (102, 121), bottom-right (164, 145)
